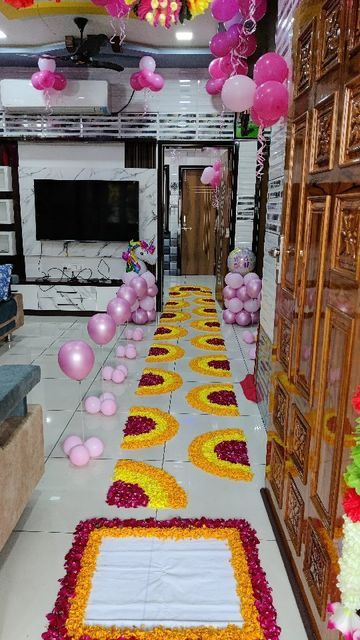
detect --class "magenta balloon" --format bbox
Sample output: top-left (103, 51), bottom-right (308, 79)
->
top-left (53, 72), bottom-right (67, 91)
top-left (210, 32), bottom-right (232, 58)
top-left (147, 309), bottom-right (156, 322)
top-left (254, 52), bottom-right (289, 86)
top-left (147, 284), bottom-right (158, 297)
top-left (141, 68), bottom-right (155, 87)
top-left (211, 171), bottom-right (221, 188)
top-left (131, 276), bottom-right (147, 299)
top-left (209, 58), bottom-right (227, 80)
top-left (244, 298), bottom-right (261, 313)
top-left (117, 284), bottom-right (137, 306)
top-left (228, 298), bottom-right (243, 314)
top-left (31, 72), bottom-right (45, 91)
top-left (107, 298), bottom-right (132, 326)
top-left (58, 340), bottom-right (95, 381)
top-left (227, 24), bottom-right (241, 48)
top-left (223, 309), bottom-right (236, 324)
top-left (221, 75), bottom-right (256, 112)
top-left (139, 295), bottom-right (155, 311)
top-left (251, 310), bottom-right (260, 324)
top-left (130, 72), bottom-right (143, 91)
top-left (106, 0), bottom-right (130, 17)
top-left (38, 70), bottom-right (55, 89)
top-left (150, 73), bottom-right (165, 92)
top-left (224, 11), bottom-right (243, 29)
top-left (213, 159), bottom-right (222, 172)
top-left (132, 308), bottom-right (148, 325)
top-left (220, 55), bottom-right (248, 78)
top-left (91, 0), bottom-right (109, 5)
top-left (238, 0), bottom-right (267, 21)
top-left (235, 310), bottom-right (251, 326)
top-left (142, 271), bottom-right (156, 287)
top-left (246, 278), bottom-right (262, 299)
top-left (240, 33), bottom-right (257, 57)
top-left (253, 81), bottom-right (289, 125)
top-left (87, 313), bottom-right (116, 344)
top-left (223, 285), bottom-right (236, 299)
top-left (237, 285), bottom-right (250, 302)
top-left (212, 0), bottom-right (239, 22)
top-left (225, 272), bottom-right (243, 288)
top-left (206, 78), bottom-right (225, 96)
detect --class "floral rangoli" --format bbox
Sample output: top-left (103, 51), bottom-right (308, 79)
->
top-left (189, 429), bottom-right (253, 481)
top-left (121, 407), bottom-right (179, 449)
top-left (159, 311), bottom-right (191, 324)
top-left (189, 355), bottom-right (232, 378)
top-left (146, 343), bottom-right (185, 363)
top-left (136, 367), bottom-right (183, 395)
top-left (190, 319), bottom-right (222, 333)
top-left (153, 325), bottom-right (188, 340)
top-left (191, 334), bottom-right (226, 351)
top-left (186, 383), bottom-right (239, 416)
top-left (192, 306), bottom-right (218, 317)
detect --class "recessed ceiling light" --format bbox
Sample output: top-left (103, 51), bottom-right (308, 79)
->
top-left (176, 31), bottom-right (193, 41)
top-left (0, 30), bottom-right (7, 39)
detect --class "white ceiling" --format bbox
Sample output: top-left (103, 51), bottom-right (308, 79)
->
top-left (0, 10), bottom-right (216, 48)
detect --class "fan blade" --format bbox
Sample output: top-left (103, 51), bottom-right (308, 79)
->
top-left (89, 59), bottom-right (124, 72)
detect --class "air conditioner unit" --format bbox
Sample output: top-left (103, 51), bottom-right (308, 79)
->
top-left (0, 79), bottom-right (109, 114)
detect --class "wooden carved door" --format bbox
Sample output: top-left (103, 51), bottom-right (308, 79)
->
top-left (265, 1), bottom-right (360, 638)
top-left (180, 168), bottom-right (216, 275)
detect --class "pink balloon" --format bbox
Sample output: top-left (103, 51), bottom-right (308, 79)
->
top-left (58, 340), bottom-right (95, 381)
top-left (84, 437), bottom-right (104, 458)
top-left (117, 284), bottom-right (137, 306)
top-left (132, 308), bottom-right (148, 324)
top-left (206, 78), bottom-right (225, 96)
top-left (125, 328), bottom-right (134, 339)
top-left (235, 310), bottom-right (251, 326)
top-left (99, 392), bottom-right (116, 401)
top-left (38, 70), bottom-right (55, 89)
top-left (100, 399), bottom-right (117, 416)
top-left (254, 52), bottom-right (288, 86)
top-left (225, 272), bottom-right (243, 288)
top-left (220, 55), bottom-right (248, 78)
top-left (149, 73), bottom-right (165, 92)
top-left (237, 285), bottom-right (250, 302)
top-left (224, 12), bottom-right (243, 29)
top-left (137, 71), bottom-right (150, 89)
top-left (63, 435), bottom-right (83, 456)
top-left (106, 0), bottom-right (130, 17)
top-left (131, 300), bottom-right (140, 312)
top-left (130, 73), bottom-right (143, 91)
top-left (243, 272), bottom-right (259, 283)
top-left (226, 24), bottom-right (241, 48)
top-left (221, 75), bottom-right (256, 112)
top-left (125, 344), bottom-right (137, 359)
top-left (116, 364), bottom-right (128, 377)
top-left (251, 106), bottom-right (278, 127)
top-left (246, 278), bottom-right (262, 298)
top-left (244, 298), bottom-right (261, 313)
top-left (139, 55), bottom-right (156, 72)
top-left (84, 396), bottom-right (101, 414)
top-left (140, 295), bottom-right (155, 311)
top-left (253, 81), bottom-right (289, 125)
top-left (223, 285), bottom-right (236, 299)
top-left (141, 68), bottom-right (155, 88)
top-left (213, 160), bottom-right (222, 172)
top-left (142, 271), bottom-right (156, 287)
top-left (131, 276), bottom-right (147, 299)
top-left (102, 366), bottom-right (114, 381)
top-left (147, 309), bottom-right (156, 322)
top-left (124, 272), bottom-right (137, 285)
top-left (223, 309), bottom-right (236, 324)
top-left (69, 444), bottom-right (90, 467)
top-left (209, 58), bottom-right (227, 80)
top-left (210, 32), bottom-right (232, 58)
top-left (239, 33), bottom-right (257, 57)
top-left (87, 313), bottom-right (116, 345)
top-left (147, 284), bottom-right (158, 297)
top-left (251, 310), bottom-right (260, 324)
top-left (201, 166), bottom-right (216, 184)
top-left (212, 0), bottom-right (239, 22)
top-left (243, 330), bottom-right (255, 344)
top-left (31, 72), bottom-right (45, 91)
top-left (53, 72), bottom-right (67, 91)
top-left (116, 345), bottom-right (126, 358)
top-left (107, 298), bottom-right (132, 326)
top-left (238, 0), bottom-right (267, 21)
top-left (224, 299), bottom-right (230, 309)
top-left (38, 56), bottom-right (56, 72)
top-left (133, 328), bottom-right (144, 341)
top-left (228, 298), bottom-right (243, 314)
top-left (211, 171), bottom-right (221, 188)
top-left (112, 369), bottom-right (125, 383)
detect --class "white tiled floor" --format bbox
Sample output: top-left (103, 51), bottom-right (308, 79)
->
top-left (0, 276), bottom-right (307, 640)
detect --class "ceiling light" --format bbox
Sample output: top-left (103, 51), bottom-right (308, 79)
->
top-left (0, 30), bottom-right (7, 39)
top-left (176, 31), bottom-right (193, 41)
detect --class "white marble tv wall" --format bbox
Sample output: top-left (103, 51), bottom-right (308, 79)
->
top-left (18, 142), bottom-right (157, 281)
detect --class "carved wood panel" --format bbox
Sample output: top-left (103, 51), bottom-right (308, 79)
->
top-left (278, 316), bottom-right (292, 373)
top-left (294, 20), bottom-right (315, 97)
top-left (340, 75), bottom-right (360, 166)
top-left (285, 475), bottom-right (305, 555)
top-left (303, 519), bottom-right (331, 618)
top-left (317, 0), bottom-right (344, 78)
top-left (273, 381), bottom-right (289, 442)
top-left (310, 93), bottom-right (338, 173)
top-left (291, 405), bottom-right (311, 484)
top-left (332, 193), bottom-right (360, 279)
top-left (269, 440), bottom-right (285, 508)
top-left (349, 0), bottom-right (360, 53)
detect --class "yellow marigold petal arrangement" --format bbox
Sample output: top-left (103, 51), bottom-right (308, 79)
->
top-left (164, 299), bottom-right (190, 309)
top-left (192, 296), bottom-right (216, 306)
top-left (159, 311), bottom-right (191, 324)
top-left (189, 355), bottom-right (232, 378)
top-left (136, 367), bottom-right (183, 395)
top-left (192, 305), bottom-right (218, 317)
top-left (146, 343), bottom-right (185, 363)
top-left (191, 334), bottom-right (226, 351)
top-left (189, 429), bottom-right (253, 481)
top-left (44, 518), bottom-right (279, 640)
top-left (121, 407), bottom-right (179, 449)
top-left (169, 285), bottom-right (212, 295)
top-left (153, 325), bottom-right (188, 340)
top-left (186, 383), bottom-right (240, 416)
top-left (168, 289), bottom-right (189, 298)
top-left (190, 319), bottom-right (222, 333)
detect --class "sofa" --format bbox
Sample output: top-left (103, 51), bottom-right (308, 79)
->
top-left (0, 292), bottom-right (24, 342)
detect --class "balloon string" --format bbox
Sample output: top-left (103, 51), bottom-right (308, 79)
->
top-left (256, 126), bottom-right (266, 180)
top-left (211, 186), bottom-right (220, 209)
top-left (79, 380), bottom-right (85, 442)
top-left (143, 88), bottom-right (150, 116)
top-left (243, 0), bottom-right (257, 35)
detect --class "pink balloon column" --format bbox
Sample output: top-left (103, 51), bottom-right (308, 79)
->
top-left (116, 271), bottom-right (158, 325)
top-left (130, 56), bottom-right (165, 93)
top-left (31, 56), bottom-right (67, 93)
top-left (222, 271), bottom-right (262, 325)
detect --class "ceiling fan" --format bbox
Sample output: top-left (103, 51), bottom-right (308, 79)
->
top-left (56, 17), bottom-right (124, 72)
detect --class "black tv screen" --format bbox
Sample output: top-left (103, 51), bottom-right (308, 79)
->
top-left (34, 179), bottom-right (139, 241)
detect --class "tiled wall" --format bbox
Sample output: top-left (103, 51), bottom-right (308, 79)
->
top-left (234, 140), bottom-right (257, 248)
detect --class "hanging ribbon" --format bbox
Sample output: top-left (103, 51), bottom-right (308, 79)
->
top-left (256, 125), bottom-right (266, 180)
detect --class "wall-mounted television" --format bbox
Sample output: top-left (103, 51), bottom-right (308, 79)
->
top-left (34, 179), bottom-right (139, 242)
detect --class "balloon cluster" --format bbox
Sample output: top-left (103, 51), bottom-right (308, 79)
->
top-left (102, 363), bottom-right (129, 383)
top-left (84, 391), bottom-right (119, 415)
top-left (206, 0), bottom-right (266, 95)
top-left (115, 343), bottom-right (137, 358)
top-left (200, 159), bottom-right (222, 188)
top-left (130, 56), bottom-right (165, 93)
top-left (90, 0), bottom-right (133, 18)
top-left (115, 270), bottom-right (158, 325)
top-left (125, 327), bottom-right (144, 341)
top-left (63, 434), bottom-right (104, 467)
top-left (223, 272), bottom-right (262, 325)
top-left (31, 56), bottom-right (67, 92)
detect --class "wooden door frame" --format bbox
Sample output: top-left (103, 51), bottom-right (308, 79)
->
top-left (157, 141), bottom-right (237, 308)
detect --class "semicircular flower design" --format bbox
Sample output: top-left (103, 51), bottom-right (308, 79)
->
top-left (136, 367), bottom-right (183, 395)
top-left (153, 325), bottom-right (188, 340)
top-left (192, 296), bottom-right (216, 306)
top-left (121, 407), bottom-right (179, 449)
top-left (164, 299), bottom-right (190, 309)
top-left (191, 334), bottom-right (226, 351)
top-left (192, 305), bottom-right (218, 317)
top-left (190, 319), bottom-right (222, 333)
top-left (189, 429), bottom-right (253, 481)
top-left (146, 343), bottom-right (185, 363)
top-left (170, 285), bottom-right (212, 295)
top-left (108, 460), bottom-right (187, 509)
top-left (189, 355), bottom-right (232, 378)
top-left (168, 290), bottom-right (190, 298)
top-left (186, 383), bottom-right (239, 416)
top-left (159, 311), bottom-right (191, 324)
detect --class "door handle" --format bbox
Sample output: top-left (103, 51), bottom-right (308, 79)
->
top-left (182, 227), bottom-right (192, 231)
top-left (268, 247), bottom-right (280, 258)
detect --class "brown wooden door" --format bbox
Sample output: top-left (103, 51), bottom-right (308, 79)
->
top-left (266, 1), bottom-right (360, 638)
top-left (180, 168), bottom-right (216, 275)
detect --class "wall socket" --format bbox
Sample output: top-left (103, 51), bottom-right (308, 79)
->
top-left (63, 264), bottom-right (83, 273)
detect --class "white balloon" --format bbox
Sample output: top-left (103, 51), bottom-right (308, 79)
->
top-left (38, 56), bottom-right (56, 73)
top-left (139, 56), bottom-right (156, 72)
